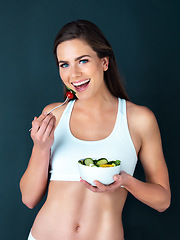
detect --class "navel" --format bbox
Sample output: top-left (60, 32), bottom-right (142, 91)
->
top-left (75, 224), bottom-right (80, 232)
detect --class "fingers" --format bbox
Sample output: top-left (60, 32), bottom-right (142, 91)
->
top-left (37, 113), bottom-right (55, 136)
top-left (32, 112), bottom-right (54, 134)
top-left (43, 115), bottom-right (56, 139)
top-left (93, 181), bottom-right (108, 192)
top-left (31, 112), bottom-right (47, 132)
top-left (80, 174), bottom-right (125, 193)
top-left (80, 179), bottom-right (102, 193)
top-left (94, 180), bottom-right (122, 192)
top-left (80, 179), bottom-right (119, 193)
top-left (114, 171), bottom-right (129, 185)
top-left (31, 113), bottom-right (56, 144)
top-left (114, 174), bottom-right (122, 182)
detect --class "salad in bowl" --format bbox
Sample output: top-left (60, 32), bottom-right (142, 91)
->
top-left (78, 158), bottom-right (121, 186)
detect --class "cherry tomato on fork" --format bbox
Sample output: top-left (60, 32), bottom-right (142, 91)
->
top-left (66, 91), bottom-right (74, 99)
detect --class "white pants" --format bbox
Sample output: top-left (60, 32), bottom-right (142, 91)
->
top-left (27, 231), bottom-right (125, 240)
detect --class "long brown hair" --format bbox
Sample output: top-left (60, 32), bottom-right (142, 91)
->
top-left (53, 20), bottom-right (129, 101)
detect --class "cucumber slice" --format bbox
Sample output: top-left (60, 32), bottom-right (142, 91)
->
top-left (96, 158), bottom-right (108, 166)
top-left (83, 158), bottom-right (94, 166)
top-left (90, 164), bottom-right (98, 167)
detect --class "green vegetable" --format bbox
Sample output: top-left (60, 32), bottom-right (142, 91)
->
top-left (115, 160), bottom-right (121, 166)
top-left (83, 158), bottom-right (94, 166)
top-left (66, 86), bottom-right (76, 95)
top-left (96, 158), bottom-right (108, 166)
top-left (78, 158), bottom-right (121, 167)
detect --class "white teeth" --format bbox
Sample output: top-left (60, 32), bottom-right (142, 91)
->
top-left (72, 79), bottom-right (90, 87)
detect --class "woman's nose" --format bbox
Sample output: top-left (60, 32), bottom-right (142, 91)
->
top-left (70, 65), bottom-right (81, 78)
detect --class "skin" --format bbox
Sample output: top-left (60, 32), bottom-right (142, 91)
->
top-left (20, 39), bottom-right (171, 240)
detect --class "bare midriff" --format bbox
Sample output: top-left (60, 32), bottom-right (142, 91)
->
top-left (31, 181), bottom-right (128, 240)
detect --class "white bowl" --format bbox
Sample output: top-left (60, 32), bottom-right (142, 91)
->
top-left (78, 161), bottom-right (121, 186)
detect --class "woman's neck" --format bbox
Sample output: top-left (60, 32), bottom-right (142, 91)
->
top-left (76, 93), bottom-right (117, 113)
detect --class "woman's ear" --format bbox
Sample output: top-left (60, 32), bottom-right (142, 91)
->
top-left (102, 57), bottom-right (109, 71)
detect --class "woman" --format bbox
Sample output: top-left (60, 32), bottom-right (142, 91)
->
top-left (20, 20), bottom-right (171, 240)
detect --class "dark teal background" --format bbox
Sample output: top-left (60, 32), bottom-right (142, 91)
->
top-left (0, 0), bottom-right (179, 239)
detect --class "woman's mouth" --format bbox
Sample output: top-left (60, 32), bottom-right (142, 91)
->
top-left (71, 79), bottom-right (90, 92)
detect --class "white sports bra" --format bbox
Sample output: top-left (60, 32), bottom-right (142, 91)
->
top-left (50, 98), bottom-right (137, 181)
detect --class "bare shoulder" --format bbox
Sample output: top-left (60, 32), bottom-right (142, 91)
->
top-left (126, 101), bottom-right (156, 122)
top-left (43, 102), bottom-right (63, 114)
top-left (126, 101), bottom-right (159, 138)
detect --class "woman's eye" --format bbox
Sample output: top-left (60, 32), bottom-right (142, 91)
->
top-left (60, 63), bottom-right (69, 68)
top-left (79, 59), bottom-right (88, 64)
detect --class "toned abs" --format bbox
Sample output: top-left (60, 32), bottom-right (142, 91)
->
top-left (31, 181), bottom-right (128, 240)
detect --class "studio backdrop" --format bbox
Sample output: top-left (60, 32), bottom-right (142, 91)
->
top-left (0, 0), bottom-right (179, 239)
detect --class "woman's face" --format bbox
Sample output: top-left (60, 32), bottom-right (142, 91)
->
top-left (56, 39), bottom-right (109, 100)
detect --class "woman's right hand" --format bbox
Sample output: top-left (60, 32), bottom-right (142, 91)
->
top-left (31, 112), bottom-right (56, 150)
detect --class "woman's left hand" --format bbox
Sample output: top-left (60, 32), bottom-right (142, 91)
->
top-left (80, 171), bottom-right (129, 193)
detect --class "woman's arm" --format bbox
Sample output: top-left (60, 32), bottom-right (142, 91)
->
top-left (80, 105), bottom-right (171, 212)
top-left (20, 110), bottom-right (56, 209)
top-left (123, 106), bottom-right (171, 211)
top-left (128, 106), bottom-right (170, 210)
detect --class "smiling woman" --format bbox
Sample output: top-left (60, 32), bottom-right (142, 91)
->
top-left (58, 54), bottom-right (91, 93)
top-left (53, 20), bottom-right (129, 101)
top-left (56, 38), bottom-right (110, 99)
top-left (20, 20), bottom-right (171, 240)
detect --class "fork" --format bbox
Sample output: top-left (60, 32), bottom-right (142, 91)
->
top-left (29, 97), bottom-right (69, 132)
